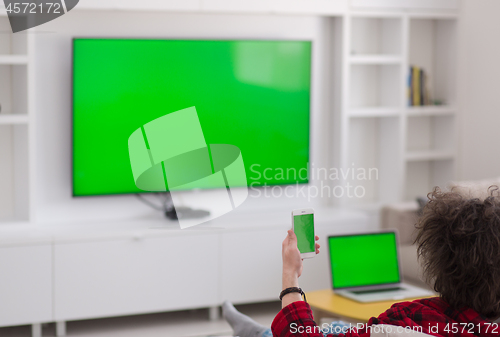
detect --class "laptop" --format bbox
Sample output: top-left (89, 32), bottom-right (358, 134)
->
top-left (327, 231), bottom-right (433, 303)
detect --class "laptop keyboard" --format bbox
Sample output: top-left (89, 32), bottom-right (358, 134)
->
top-left (351, 287), bottom-right (404, 295)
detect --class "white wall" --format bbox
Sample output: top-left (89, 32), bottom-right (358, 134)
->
top-left (33, 10), bottom-right (336, 224)
top-left (458, 0), bottom-right (500, 180)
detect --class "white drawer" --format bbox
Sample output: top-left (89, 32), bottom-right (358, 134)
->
top-left (54, 234), bottom-right (219, 321)
top-left (220, 229), bottom-right (284, 304)
top-left (0, 245), bottom-right (52, 327)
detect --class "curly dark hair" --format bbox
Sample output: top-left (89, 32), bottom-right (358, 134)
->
top-left (415, 186), bottom-right (500, 319)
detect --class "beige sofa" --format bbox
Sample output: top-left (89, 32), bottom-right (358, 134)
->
top-left (380, 201), bottom-right (427, 289)
top-left (381, 178), bottom-right (500, 290)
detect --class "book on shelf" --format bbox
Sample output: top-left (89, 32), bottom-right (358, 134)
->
top-left (408, 67), bottom-right (413, 106)
top-left (408, 66), bottom-right (432, 106)
top-left (413, 66), bottom-right (420, 106)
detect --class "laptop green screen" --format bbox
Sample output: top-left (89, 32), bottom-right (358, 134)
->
top-left (328, 232), bottom-right (400, 289)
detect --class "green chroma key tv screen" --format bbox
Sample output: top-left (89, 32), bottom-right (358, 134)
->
top-left (73, 39), bottom-right (312, 196)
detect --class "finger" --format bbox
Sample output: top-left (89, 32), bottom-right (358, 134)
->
top-left (316, 248), bottom-right (320, 254)
top-left (284, 230), bottom-right (292, 243)
top-left (315, 243), bottom-right (320, 249)
top-left (284, 230), bottom-right (296, 248)
top-left (315, 235), bottom-right (319, 241)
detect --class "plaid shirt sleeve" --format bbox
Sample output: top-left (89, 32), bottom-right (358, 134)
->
top-left (271, 301), bottom-right (366, 337)
top-left (370, 298), bottom-right (497, 337)
top-left (271, 298), bottom-right (495, 337)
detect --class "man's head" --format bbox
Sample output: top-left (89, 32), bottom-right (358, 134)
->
top-left (416, 187), bottom-right (500, 319)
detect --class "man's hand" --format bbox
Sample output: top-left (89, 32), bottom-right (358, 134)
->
top-left (281, 230), bottom-right (320, 308)
top-left (282, 230), bottom-right (302, 281)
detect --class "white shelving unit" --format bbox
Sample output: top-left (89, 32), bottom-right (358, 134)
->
top-left (0, 0), bottom-right (459, 222)
top-left (341, 12), bottom-right (459, 205)
top-left (403, 16), bottom-right (458, 201)
top-left (0, 15), bottom-right (33, 223)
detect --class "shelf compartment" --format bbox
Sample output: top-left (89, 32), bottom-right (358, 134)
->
top-left (406, 115), bottom-right (455, 154)
top-left (409, 18), bottom-right (457, 107)
top-left (0, 124), bottom-right (29, 222)
top-left (350, 64), bottom-right (401, 108)
top-left (405, 159), bottom-right (454, 201)
top-left (351, 17), bottom-right (402, 56)
top-left (347, 117), bottom-right (402, 204)
top-left (0, 64), bottom-right (28, 117)
top-left (349, 55), bottom-right (402, 65)
top-left (0, 17), bottom-right (27, 55)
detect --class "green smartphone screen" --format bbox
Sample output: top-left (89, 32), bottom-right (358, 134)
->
top-left (328, 233), bottom-right (400, 289)
top-left (293, 214), bottom-right (315, 254)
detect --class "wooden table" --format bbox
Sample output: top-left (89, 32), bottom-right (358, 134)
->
top-left (306, 289), bottom-right (424, 323)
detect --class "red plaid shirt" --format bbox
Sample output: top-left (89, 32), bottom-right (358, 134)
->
top-left (271, 297), bottom-right (498, 337)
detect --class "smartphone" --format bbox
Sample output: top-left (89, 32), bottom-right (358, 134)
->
top-left (292, 208), bottom-right (316, 259)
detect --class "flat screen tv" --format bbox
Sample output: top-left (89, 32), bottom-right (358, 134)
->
top-left (73, 38), bottom-right (312, 196)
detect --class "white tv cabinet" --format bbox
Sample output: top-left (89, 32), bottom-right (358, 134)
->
top-left (0, 208), bottom-right (370, 337)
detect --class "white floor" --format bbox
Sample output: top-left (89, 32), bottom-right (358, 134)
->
top-left (0, 302), bottom-right (281, 337)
